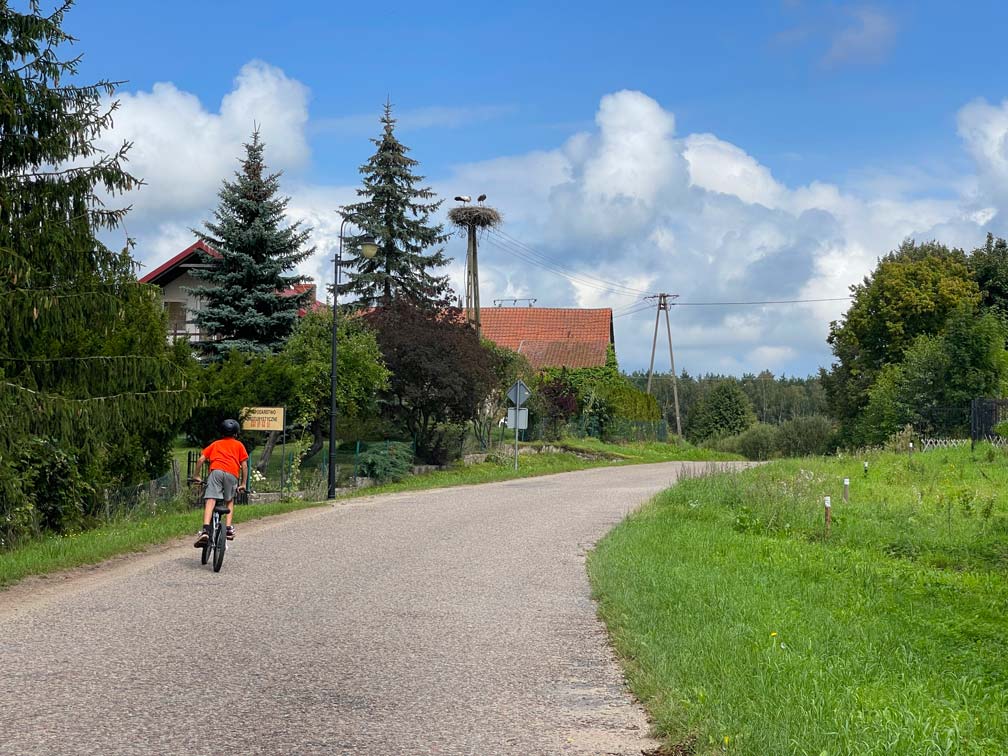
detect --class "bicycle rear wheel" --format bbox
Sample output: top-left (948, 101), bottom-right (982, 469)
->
top-left (212, 520), bottom-right (226, 572)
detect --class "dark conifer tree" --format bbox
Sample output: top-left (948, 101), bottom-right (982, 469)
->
top-left (340, 101), bottom-right (453, 309)
top-left (0, 1), bottom-right (195, 543)
top-left (190, 129), bottom-right (314, 359)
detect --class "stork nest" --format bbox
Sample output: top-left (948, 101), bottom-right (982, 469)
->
top-left (448, 205), bottom-right (502, 229)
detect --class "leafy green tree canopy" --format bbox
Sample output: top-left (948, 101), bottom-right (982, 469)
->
top-left (970, 232), bottom-right (1008, 317)
top-left (685, 381), bottom-right (756, 443)
top-left (367, 302), bottom-right (501, 463)
top-left (857, 306), bottom-right (1008, 445)
top-left (281, 308), bottom-right (389, 460)
top-left (823, 239), bottom-right (980, 424)
top-left (190, 129), bottom-right (314, 359)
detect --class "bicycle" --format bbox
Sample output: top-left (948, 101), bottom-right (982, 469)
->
top-left (187, 477), bottom-right (230, 573)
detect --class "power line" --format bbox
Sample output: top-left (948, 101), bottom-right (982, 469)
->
top-left (613, 303), bottom-right (655, 318)
top-left (672, 296), bottom-right (852, 307)
top-left (485, 229), bottom-right (650, 298)
top-left (484, 233), bottom-right (646, 297)
top-left (494, 229), bottom-right (652, 295)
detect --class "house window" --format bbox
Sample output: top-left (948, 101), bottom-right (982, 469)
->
top-left (165, 301), bottom-right (187, 336)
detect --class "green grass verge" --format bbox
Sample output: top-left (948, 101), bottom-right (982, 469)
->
top-left (0, 499), bottom-right (324, 589)
top-left (347, 438), bottom-right (740, 497)
top-left (588, 444), bottom-right (1008, 755)
top-left (3, 437), bottom-right (731, 590)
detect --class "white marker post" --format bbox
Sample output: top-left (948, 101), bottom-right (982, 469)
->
top-left (824, 495), bottom-right (832, 539)
top-left (843, 478), bottom-right (850, 504)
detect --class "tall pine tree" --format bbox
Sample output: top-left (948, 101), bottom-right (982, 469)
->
top-left (189, 129), bottom-right (314, 359)
top-left (0, 1), bottom-right (195, 544)
top-left (340, 101), bottom-right (453, 309)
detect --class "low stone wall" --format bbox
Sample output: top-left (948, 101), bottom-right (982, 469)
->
top-left (461, 445), bottom-right (617, 465)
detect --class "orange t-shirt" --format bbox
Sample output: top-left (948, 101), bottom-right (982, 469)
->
top-left (202, 438), bottom-right (249, 478)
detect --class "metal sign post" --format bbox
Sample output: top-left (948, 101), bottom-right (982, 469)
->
top-left (506, 380), bottom-right (530, 471)
top-left (241, 407), bottom-right (285, 493)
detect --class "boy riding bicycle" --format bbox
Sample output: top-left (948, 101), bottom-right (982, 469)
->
top-left (193, 418), bottom-right (249, 547)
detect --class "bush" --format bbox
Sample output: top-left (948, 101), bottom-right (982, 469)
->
top-left (885, 424), bottom-right (918, 453)
top-left (734, 423), bottom-right (779, 460)
top-left (775, 415), bottom-right (836, 457)
top-left (14, 437), bottom-right (96, 535)
top-left (601, 378), bottom-right (661, 421)
top-left (356, 441), bottom-right (413, 483)
top-left (537, 376), bottom-right (578, 441)
top-left (686, 381), bottom-right (756, 443)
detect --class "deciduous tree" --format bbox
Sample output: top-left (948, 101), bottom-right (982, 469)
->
top-left (823, 240), bottom-right (980, 428)
top-left (366, 302), bottom-right (499, 463)
top-left (281, 309), bottom-right (389, 461)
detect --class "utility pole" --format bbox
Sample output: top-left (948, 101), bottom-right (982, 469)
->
top-left (448, 196), bottom-right (500, 339)
top-left (645, 292), bottom-right (683, 438)
top-left (464, 221), bottom-right (481, 337)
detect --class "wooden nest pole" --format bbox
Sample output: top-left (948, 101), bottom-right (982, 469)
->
top-left (448, 203), bottom-right (501, 338)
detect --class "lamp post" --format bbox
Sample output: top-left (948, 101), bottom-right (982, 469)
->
top-left (328, 215), bottom-right (378, 499)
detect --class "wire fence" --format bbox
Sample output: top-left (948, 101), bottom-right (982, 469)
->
top-left (970, 398), bottom-right (1008, 444)
top-left (103, 460), bottom-right (185, 519)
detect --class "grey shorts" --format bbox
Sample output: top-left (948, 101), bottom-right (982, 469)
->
top-left (205, 468), bottom-right (239, 502)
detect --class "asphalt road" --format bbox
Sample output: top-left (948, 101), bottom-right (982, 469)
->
top-left (0, 461), bottom-right (741, 756)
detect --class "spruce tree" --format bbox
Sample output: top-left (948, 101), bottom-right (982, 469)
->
top-left (0, 1), bottom-right (195, 544)
top-left (341, 101), bottom-right (453, 309)
top-left (189, 130), bottom-right (314, 359)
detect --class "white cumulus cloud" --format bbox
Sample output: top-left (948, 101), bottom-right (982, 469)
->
top-left (100, 63), bottom-right (1004, 375)
top-left (102, 60), bottom-right (310, 225)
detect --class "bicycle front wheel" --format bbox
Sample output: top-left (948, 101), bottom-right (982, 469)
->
top-left (212, 521), bottom-right (226, 572)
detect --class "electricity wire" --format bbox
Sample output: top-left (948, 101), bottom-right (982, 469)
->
top-left (484, 229), bottom-right (650, 298)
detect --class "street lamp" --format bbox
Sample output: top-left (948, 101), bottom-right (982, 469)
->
top-left (328, 215), bottom-right (378, 499)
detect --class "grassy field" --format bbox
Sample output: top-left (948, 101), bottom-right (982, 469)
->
top-left (2, 436), bottom-right (734, 589)
top-left (588, 444), bottom-right (1008, 755)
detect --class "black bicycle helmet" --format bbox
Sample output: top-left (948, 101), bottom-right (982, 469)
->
top-left (221, 418), bottom-right (240, 437)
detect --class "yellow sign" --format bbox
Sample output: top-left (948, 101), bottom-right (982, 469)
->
top-left (241, 406), bottom-right (285, 432)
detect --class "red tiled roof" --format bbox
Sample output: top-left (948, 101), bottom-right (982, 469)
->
top-left (514, 339), bottom-right (611, 370)
top-left (140, 241), bottom-right (323, 312)
top-left (286, 283), bottom-right (326, 314)
top-left (138, 239), bottom-right (219, 284)
top-left (479, 307), bottom-right (613, 370)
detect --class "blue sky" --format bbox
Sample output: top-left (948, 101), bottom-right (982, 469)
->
top-left (57, 1), bottom-right (1008, 374)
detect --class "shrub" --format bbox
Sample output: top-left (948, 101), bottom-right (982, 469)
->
top-left (602, 378), bottom-right (661, 421)
top-left (734, 423), bottom-right (779, 460)
top-left (14, 437), bottom-right (96, 535)
top-left (538, 376), bottom-right (578, 441)
top-left (775, 415), bottom-right (836, 457)
top-left (356, 441), bottom-right (413, 483)
top-left (686, 381), bottom-right (756, 443)
top-left (885, 424), bottom-right (918, 453)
